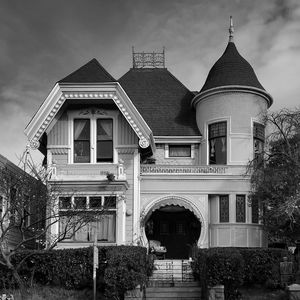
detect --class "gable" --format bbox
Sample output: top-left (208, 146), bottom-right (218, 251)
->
top-left (24, 83), bottom-right (154, 152)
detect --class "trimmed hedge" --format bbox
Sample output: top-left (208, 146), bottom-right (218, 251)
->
top-left (0, 246), bottom-right (150, 298)
top-left (192, 247), bottom-right (290, 300)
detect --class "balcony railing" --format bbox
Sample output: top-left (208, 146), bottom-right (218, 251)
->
top-left (140, 164), bottom-right (247, 176)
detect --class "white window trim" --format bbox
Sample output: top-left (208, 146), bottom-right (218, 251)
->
top-left (59, 195), bottom-right (117, 243)
top-left (206, 117), bottom-right (230, 165)
top-left (165, 144), bottom-right (195, 159)
top-left (68, 109), bottom-right (119, 164)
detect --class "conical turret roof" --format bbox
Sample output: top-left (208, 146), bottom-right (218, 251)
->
top-left (200, 41), bottom-right (265, 93)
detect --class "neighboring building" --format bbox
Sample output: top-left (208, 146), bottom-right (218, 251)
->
top-left (24, 22), bottom-right (273, 258)
top-left (0, 154), bottom-right (42, 251)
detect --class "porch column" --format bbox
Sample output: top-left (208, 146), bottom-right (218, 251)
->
top-left (132, 149), bottom-right (140, 244)
top-left (197, 194), bottom-right (209, 248)
top-left (116, 195), bottom-right (126, 245)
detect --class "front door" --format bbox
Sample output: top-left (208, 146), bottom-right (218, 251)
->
top-left (145, 206), bottom-right (201, 259)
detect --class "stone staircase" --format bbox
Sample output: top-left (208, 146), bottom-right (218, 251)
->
top-left (125, 259), bottom-right (202, 300)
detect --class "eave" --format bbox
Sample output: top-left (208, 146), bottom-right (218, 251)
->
top-left (24, 82), bottom-right (155, 153)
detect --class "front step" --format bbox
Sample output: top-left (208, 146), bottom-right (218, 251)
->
top-left (125, 259), bottom-right (201, 299)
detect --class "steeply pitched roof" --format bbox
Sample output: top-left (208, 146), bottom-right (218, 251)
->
top-left (58, 58), bottom-right (116, 83)
top-left (200, 42), bottom-right (265, 93)
top-left (119, 68), bottom-right (200, 136)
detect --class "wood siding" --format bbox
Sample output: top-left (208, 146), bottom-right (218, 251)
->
top-left (48, 112), bottom-right (68, 146)
top-left (118, 114), bottom-right (138, 145)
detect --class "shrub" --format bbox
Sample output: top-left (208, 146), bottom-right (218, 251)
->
top-left (193, 248), bottom-right (244, 300)
top-left (0, 245), bottom-right (151, 298)
top-left (104, 246), bottom-right (148, 299)
top-left (192, 247), bottom-right (291, 300)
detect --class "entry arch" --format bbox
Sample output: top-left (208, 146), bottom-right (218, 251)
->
top-left (140, 194), bottom-right (207, 250)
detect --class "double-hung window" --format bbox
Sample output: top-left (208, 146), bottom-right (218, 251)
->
top-left (72, 115), bottom-right (114, 164)
top-left (209, 122), bottom-right (227, 164)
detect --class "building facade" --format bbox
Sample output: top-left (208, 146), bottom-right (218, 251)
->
top-left (25, 27), bottom-right (273, 258)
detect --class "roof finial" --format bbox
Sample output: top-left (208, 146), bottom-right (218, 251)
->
top-left (229, 16), bottom-right (234, 42)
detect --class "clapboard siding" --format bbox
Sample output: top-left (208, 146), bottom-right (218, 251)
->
top-left (48, 112), bottom-right (68, 145)
top-left (118, 114), bottom-right (138, 145)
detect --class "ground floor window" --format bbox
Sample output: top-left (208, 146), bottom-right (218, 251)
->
top-left (219, 195), bottom-right (229, 222)
top-left (59, 195), bottom-right (116, 243)
top-left (236, 195), bottom-right (246, 223)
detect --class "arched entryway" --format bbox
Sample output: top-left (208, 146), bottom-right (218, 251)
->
top-left (140, 195), bottom-right (205, 259)
top-left (145, 205), bottom-right (201, 259)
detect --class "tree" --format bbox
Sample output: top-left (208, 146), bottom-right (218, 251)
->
top-left (0, 153), bottom-right (113, 295)
top-left (249, 108), bottom-right (300, 243)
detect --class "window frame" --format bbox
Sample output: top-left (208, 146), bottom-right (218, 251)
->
top-left (219, 195), bottom-right (229, 223)
top-left (58, 195), bottom-right (117, 243)
top-left (165, 144), bottom-right (195, 158)
top-left (68, 110), bottom-right (118, 164)
top-left (236, 194), bottom-right (246, 223)
top-left (208, 121), bottom-right (228, 165)
top-left (253, 122), bottom-right (265, 162)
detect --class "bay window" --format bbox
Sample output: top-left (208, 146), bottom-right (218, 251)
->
top-left (59, 195), bottom-right (116, 243)
top-left (209, 122), bottom-right (227, 164)
top-left (236, 195), bottom-right (246, 223)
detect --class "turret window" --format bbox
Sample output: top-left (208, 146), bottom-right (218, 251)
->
top-left (209, 122), bottom-right (227, 165)
top-left (253, 122), bottom-right (265, 162)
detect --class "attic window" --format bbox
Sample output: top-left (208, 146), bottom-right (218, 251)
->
top-left (169, 145), bottom-right (191, 157)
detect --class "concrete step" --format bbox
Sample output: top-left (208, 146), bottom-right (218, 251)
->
top-left (147, 281), bottom-right (200, 287)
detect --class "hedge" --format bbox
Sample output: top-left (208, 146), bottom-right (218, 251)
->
top-left (0, 246), bottom-right (151, 298)
top-left (192, 247), bottom-right (290, 300)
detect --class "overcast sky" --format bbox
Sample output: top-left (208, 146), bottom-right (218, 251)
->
top-left (0, 0), bottom-right (299, 165)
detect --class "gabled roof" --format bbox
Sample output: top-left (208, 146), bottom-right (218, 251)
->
top-left (119, 68), bottom-right (200, 136)
top-left (200, 42), bottom-right (265, 92)
top-left (58, 58), bottom-right (116, 83)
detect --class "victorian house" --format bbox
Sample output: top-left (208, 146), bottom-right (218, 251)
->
top-left (24, 22), bottom-right (272, 259)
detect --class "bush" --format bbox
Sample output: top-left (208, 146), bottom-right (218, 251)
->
top-left (193, 248), bottom-right (244, 300)
top-left (104, 246), bottom-right (148, 299)
top-left (192, 247), bottom-right (290, 300)
top-left (0, 245), bottom-right (151, 297)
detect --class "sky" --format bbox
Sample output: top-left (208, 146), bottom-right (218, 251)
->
top-left (0, 0), bottom-right (300, 166)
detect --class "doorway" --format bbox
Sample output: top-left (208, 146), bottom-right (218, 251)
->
top-left (145, 205), bottom-right (201, 259)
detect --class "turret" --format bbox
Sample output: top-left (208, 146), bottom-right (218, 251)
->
top-left (192, 17), bottom-right (273, 166)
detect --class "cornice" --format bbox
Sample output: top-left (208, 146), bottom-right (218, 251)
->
top-left (191, 85), bottom-right (273, 109)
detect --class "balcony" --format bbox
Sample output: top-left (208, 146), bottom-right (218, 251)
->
top-left (48, 162), bottom-right (126, 181)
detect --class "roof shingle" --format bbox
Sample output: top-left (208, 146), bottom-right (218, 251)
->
top-left (58, 58), bottom-right (116, 83)
top-left (200, 42), bottom-right (265, 92)
top-left (119, 68), bottom-right (200, 136)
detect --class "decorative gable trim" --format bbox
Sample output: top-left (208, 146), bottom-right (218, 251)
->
top-left (24, 83), bottom-right (154, 152)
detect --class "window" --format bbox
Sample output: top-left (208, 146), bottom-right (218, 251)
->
top-left (209, 122), bottom-right (227, 164)
top-left (219, 195), bottom-right (229, 222)
top-left (72, 116), bottom-right (115, 164)
top-left (253, 122), bottom-right (265, 163)
top-left (236, 195), bottom-right (246, 223)
top-left (74, 119), bottom-right (90, 163)
top-left (97, 119), bottom-right (113, 162)
top-left (252, 198), bottom-right (259, 224)
top-left (169, 145), bottom-right (191, 157)
top-left (59, 195), bottom-right (117, 242)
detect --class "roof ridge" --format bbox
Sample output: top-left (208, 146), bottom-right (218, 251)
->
top-left (58, 58), bottom-right (116, 83)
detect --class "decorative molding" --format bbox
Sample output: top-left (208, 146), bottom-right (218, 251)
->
top-left (140, 165), bottom-right (227, 174)
top-left (25, 83), bottom-right (154, 153)
top-left (140, 194), bottom-right (208, 248)
top-left (50, 148), bottom-right (69, 155)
